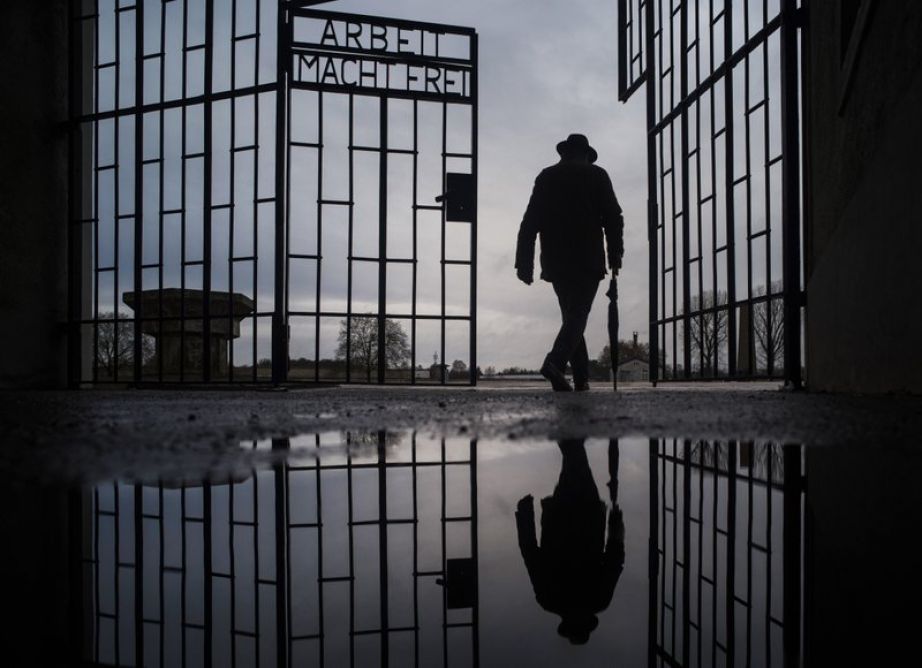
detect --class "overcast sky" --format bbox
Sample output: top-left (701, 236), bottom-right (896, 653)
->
top-left (321, 0), bottom-right (649, 369)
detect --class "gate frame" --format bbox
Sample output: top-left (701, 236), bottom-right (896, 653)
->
top-left (618, 0), bottom-right (806, 387)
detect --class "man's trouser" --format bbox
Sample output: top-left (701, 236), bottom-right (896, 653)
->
top-left (546, 276), bottom-right (600, 384)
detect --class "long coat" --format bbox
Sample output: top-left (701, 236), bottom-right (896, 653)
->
top-left (515, 493), bottom-right (625, 622)
top-left (515, 161), bottom-right (624, 282)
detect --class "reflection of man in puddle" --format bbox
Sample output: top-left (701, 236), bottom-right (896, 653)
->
top-left (515, 439), bottom-right (625, 645)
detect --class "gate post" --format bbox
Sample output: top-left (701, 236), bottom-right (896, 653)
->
top-left (378, 98), bottom-right (388, 385)
top-left (782, 443), bottom-right (803, 666)
top-left (470, 34), bottom-right (479, 386)
top-left (272, 2), bottom-right (291, 385)
top-left (68, 0), bottom-right (89, 388)
top-left (781, 0), bottom-right (804, 389)
top-left (644, 0), bottom-right (659, 385)
top-left (679, 0), bottom-right (692, 379)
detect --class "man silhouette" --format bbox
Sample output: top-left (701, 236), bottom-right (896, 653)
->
top-left (514, 439), bottom-right (625, 645)
top-left (515, 133), bottom-right (624, 391)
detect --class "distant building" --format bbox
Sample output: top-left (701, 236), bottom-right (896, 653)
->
top-left (617, 358), bottom-right (649, 382)
top-left (491, 373), bottom-right (545, 381)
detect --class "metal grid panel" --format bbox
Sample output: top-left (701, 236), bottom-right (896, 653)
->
top-left (79, 432), bottom-right (480, 666)
top-left (69, 1), bottom-right (478, 386)
top-left (282, 8), bottom-right (478, 384)
top-left (619, 0), bottom-right (804, 384)
top-left (70, 0), bottom-right (280, 384)
top-left (648, 439), bottom-right (803, 668)
top-left (618, 0), bottom-right (649, 100)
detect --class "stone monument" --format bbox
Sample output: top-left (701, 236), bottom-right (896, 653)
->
top-left (122, 288), bottom-right (255, 377)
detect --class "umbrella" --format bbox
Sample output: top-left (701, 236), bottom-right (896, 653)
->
top-left (606, 277), bottom-right (618, 391)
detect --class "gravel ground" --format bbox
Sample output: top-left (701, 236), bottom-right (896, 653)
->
top-left (1, 383), bottom-right (920, 482)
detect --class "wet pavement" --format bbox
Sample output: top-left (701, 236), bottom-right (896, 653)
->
top-left (2, 384), bottom-right (922, 482)
top-left (1, 386), bottom-right (921, 666)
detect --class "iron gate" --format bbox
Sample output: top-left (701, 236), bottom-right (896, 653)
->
top-left (68, 0), bottom-right (477, 386)
top-left (618, 0), bottom-right (805, 385)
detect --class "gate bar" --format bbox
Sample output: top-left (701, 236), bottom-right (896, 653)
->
top-left (671, 2), bottom-right (688, 376)
top-left (724, 1), bottom-right (739, 379)
top-left (273, 1), bottom-right (291, 384)
top-left (132, 1), bottom-right (143, 384)
top-left (470, 34), bottom-right (479, 384)
top-left (68, 0), bottom-right (85, 388)
top-left (378, 99), bottom-right (388, 384)
top-left (201, 0), bottom-right (215, 382)
top-left (645, 0), bottom-right (658, 384)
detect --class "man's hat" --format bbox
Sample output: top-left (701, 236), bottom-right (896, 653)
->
top-left (556, 133), bottom-right (598, 163)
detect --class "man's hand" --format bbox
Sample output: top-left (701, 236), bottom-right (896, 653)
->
top-left (609, 255), bottom-right (622, 276)
top-left (517, 494), bottom-right (535, 516)
top-left (516, 267), bottom-right (534, 285)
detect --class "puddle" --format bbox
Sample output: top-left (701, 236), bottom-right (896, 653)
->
top-left (5, 432), bottom-right (921, 665)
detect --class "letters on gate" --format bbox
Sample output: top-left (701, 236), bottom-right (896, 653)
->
top-left (291, 17), bottom-right (474, 101)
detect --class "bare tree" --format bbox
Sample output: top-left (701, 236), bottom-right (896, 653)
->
top-left (96, 312), bottom-right (156, 378)
top-left (687, 290), bottom-right (729, 374)
top-left (336, 315), bottom-right (410, 382)
top-left (449, 359), bottom-right (469, 380)
top-left (599, 339), bottom-right (650, 366)
top-left (690, 440), bottom-right (784, 483)
top-left (751, 442), bottom-right (785, 483)
top-left (598, 344), bottom-right (612, 370)
top-left (752, 282), bottom-right (784, 375)
top-left (691, 440), bottom-right (729, 471)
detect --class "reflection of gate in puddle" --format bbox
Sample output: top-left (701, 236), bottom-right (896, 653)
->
top-left (649, 440), bottom-right (803, 668)
top-left (80, 432), bottom-right (478, 666)
top-left (618, 0), bottom-right (805, 384)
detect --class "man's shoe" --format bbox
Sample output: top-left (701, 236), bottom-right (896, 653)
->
top-left (574, 380), bottom-right (590, 392)
top-left (541, 360), bottom-right (573, 392)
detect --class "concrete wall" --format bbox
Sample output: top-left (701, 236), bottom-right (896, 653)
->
top-left (804, 444), bottom-right (922, 664)
top-left (0, 1), bottom-right (70, 388)
top-left (805, 3), bottom-right (922, 393)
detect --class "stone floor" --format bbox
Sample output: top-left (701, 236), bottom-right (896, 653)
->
top-left (2, 382), bottom-right (920, 482)
top-left (2, 384), bottom-right (921, 666)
